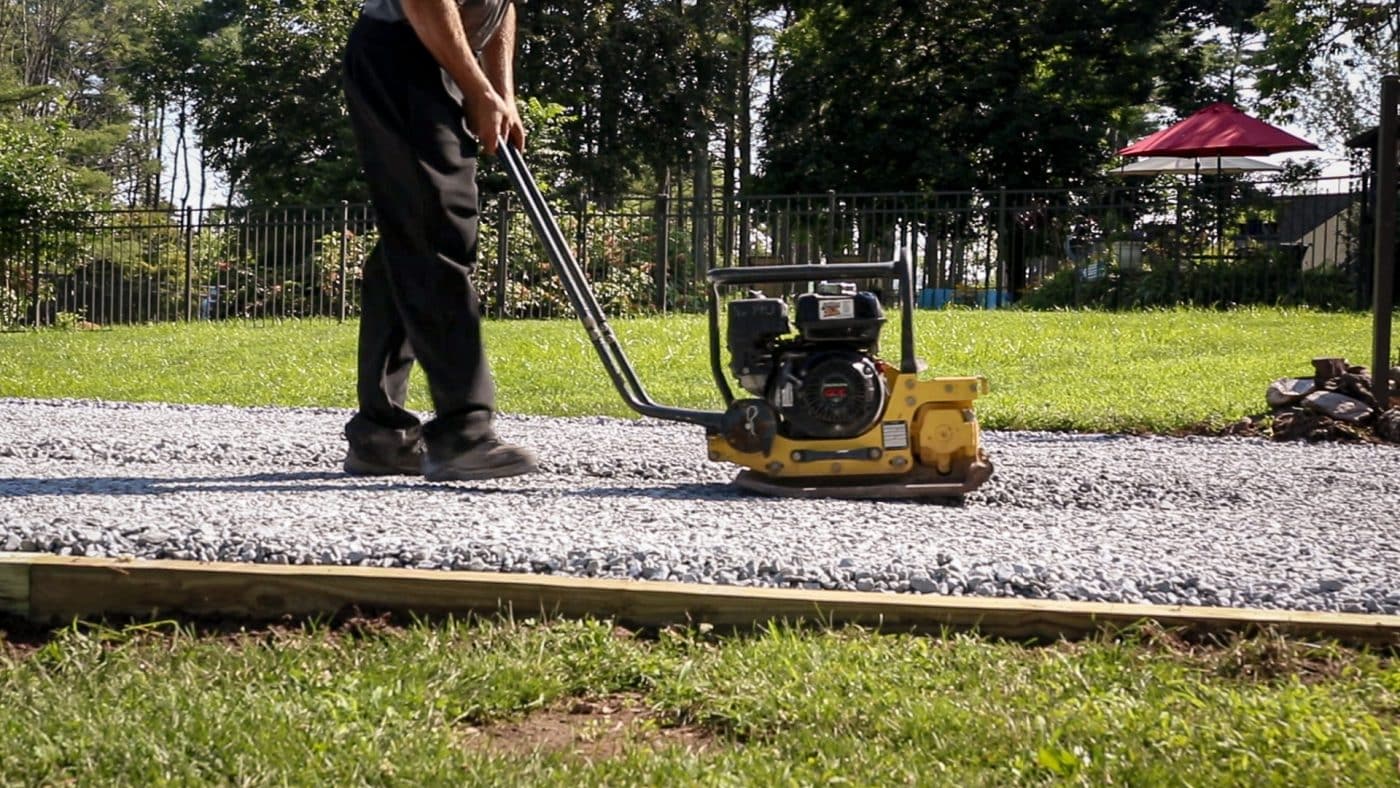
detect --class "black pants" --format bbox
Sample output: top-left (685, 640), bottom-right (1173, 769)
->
top-left (343, 16), bottom-right (495, 452)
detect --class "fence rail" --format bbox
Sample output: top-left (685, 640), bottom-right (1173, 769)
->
top-left (0, 174), bottom-right (1379, 329)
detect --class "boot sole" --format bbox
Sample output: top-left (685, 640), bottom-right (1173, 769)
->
top-left (422, 458), bottom-right (539, 482)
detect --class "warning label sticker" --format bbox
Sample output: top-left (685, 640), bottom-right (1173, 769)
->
top-left (882, 421), bottom-right (909, 449)
top-left (819, 298), bottom-right (855, 320)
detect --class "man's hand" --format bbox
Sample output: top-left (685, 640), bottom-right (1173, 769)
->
top-left (463, 88), bottom-right (520, 157)
top-left (401, 0), bottom-right (522, 158)
top-left (502, 101), bottom-right (525, 154)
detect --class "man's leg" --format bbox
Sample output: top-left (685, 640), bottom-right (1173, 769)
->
top-left (343, 241), bottom-right (424, 476)
top-left (342, 16), bottom-right (535, 480)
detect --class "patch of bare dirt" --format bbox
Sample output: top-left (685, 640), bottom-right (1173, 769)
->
top-left (459, 692), bottom-right (718, 760)
top-left (1169, 415), bottom-right (1272, 440)
top-left (0, 615), bottom-right (60, 659)
top-left (0, 609), bottom-right (409, 661)
top-left (1103, 622), bottom-right (1384, 685)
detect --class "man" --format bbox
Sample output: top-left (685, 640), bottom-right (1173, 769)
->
top-left (341, 0), bottom-right (538, 481)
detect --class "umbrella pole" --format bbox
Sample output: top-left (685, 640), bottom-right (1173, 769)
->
top-left (1193, 160), bottom-right (1203, 283)
top-left (1215, 155), bottom-right (1224, 255)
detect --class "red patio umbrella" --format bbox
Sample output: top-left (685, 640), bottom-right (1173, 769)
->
top-left (1118, 102), bottom-right (1319, 158)
top-left (1118, 103), bottom-right (1319, 251)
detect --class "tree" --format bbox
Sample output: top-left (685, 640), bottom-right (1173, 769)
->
top-left (137, 0), bottom-right (366, 207)
top-left (516, 0), bottom-right (733, 203)
top-left (755, 0), bottom-right (1279, 296)
top-left (1252, 0), bottom-right (1400, 146)
top-left (0, 120), bottom-right (89, 216)
top-left (0, 0), bottom-right (164, 207)
top-left (759, 0), bottom-right (1256, 194)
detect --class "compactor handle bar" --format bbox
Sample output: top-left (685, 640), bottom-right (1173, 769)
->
top-left (497, 141), bottom-right (724, 430)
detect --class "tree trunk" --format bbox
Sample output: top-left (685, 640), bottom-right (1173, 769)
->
top-left (652, 164), bottom-right (672, 310)
top-left (721, 10), bottom-right (737, 271)
top-left (739, 0), bottom-right (753, 195)
top-left (692, 126), bottom-right (710, 274)
top-left (690, 0), bottom-right (713, 273)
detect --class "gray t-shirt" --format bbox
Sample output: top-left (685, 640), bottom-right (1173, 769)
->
top-left (361, 0), bottom-right (511, 54)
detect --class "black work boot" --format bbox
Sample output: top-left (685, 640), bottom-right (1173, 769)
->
top-left (343, 416), bottom-right (424, 476)
top-left (422, 434), bottom-right (539, 482)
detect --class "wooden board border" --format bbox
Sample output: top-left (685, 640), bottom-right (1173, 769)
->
top-left (0, 554), bottom-right (29, 618)
top-left (2, 553), bottom-right (1397, 647)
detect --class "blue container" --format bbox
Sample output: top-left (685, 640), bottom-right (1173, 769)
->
top-left (918, 288), bottom-right (955, 309)
top-left (977, 289), bottom-right (1012, 309)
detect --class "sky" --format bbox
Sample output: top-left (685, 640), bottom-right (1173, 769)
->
top-left (161, 131), bottom-right (229, 211)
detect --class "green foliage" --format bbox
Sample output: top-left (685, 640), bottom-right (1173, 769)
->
top-left (0, 0), bottom-right (167, 207)
top-left (0, 121), bottom-right (90, 216)
top-left (308, 225), bottom-right (374, 320)
top-left (476, 203), bottom-right (658, 318)
top-left (516, 0), bottom-right (747, 200)
top-left (140, 0), bottom-right (366, 206)
top-left (0, 121), bottom-right (98, 327)
top-left (51, 310), bottom-right (86, 331)
top-left (1020, 247), bottom-right (1361, 311)
top-left (1251, 0), bottom-right (1399, 143)
top-left (759, 0), bottom-right (1258, 195)
top-left (512, 97), bottom-right (576, 193)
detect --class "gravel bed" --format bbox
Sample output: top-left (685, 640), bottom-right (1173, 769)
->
top-left (2, 397), bottom-right (1398, 614)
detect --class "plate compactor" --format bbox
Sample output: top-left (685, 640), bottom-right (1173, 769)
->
top-left (499, 143), bottom-right (992, 500)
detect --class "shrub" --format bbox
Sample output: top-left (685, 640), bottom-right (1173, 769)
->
top-left (1019, 246), bottom-right (1360, 312)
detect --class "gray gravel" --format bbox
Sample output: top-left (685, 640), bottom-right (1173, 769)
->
top-left (2, 397), bottom-right (1398, 614)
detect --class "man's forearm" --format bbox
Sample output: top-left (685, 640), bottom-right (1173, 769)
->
top-left (481, 1), bottom-right (516, 102)
top-left (402, 0), bottom-right (493, 102)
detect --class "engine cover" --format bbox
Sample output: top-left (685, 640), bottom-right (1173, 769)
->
top-left (772, 351), bottom-right (886, 440)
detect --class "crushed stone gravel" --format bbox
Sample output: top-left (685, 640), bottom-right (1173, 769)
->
top-left (2, 397), bottom-right (1398, 614)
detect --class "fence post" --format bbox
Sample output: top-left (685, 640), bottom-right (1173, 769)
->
top-left (826, 189), bottom-right (837, 260)
top-left (0, 218), bottom-right (8, 327)
top-left (996, 187), bottom-right (1008, 309)
top-left (338, 201), bottom-right (350, 322)
top-left (1358, 168), bottom-right (1374, 310)
top-left (738, 196), bottom-right (750, 268)
top-left (29, 224), bottom-right (40, 328)
top-left (692, 186), bottom-right (706, 288)
top-left (653, 191), bottom-right (669, 311)
top-left (182, 206), bottom-right (194, 321)
top-left (1372, 74), bottom-right (1397, 412)
top-left (576, 191), bottom-right (589, 273)
top-left (722, 192), bottom-right (734, 269)
top-left (495, 193), bottom-right (509, 319)
top-left (784, 200), bottom-right (795, 264)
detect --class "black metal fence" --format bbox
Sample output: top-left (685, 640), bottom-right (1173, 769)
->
top-left (0, 174), bottom-right (1376, 329)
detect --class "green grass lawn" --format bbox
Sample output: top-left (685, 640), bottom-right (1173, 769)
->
top-left (0, 308), bottom-right (1382, 432)
top-left (2, 618), bottom-right (1397, 784)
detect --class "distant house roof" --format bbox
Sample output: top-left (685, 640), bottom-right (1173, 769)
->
top-left (1274, 192), bottom-right (1358, 244)
top-left (1345, 127), bottom-right (1378, 150)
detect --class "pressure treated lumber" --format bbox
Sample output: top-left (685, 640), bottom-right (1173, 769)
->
top-left (0, 557), bottom-right (27, 618)
top-left (1, 553), bottom-right (1397, 647)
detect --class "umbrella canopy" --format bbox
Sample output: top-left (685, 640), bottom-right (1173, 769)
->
top-left (1118, 102), bottom-right (1319, 158)
top-left (1111, 155), bottom-right (1282, 177)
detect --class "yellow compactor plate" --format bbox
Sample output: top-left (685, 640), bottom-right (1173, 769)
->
top-left (712, 373), bottom-right (993, 500)
top-left (731, 451), bottom-right (993, 501)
